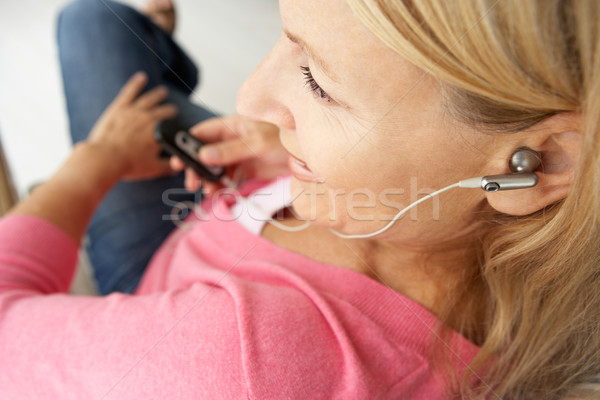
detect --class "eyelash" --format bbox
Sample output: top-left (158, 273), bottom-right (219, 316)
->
top-left (300, 66), bottom-right (333, 103)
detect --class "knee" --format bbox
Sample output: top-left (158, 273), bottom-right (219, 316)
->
top-left (59, 0), bottom-right (107, 26)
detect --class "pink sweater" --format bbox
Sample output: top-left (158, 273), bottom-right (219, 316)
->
top-left (0, 180), bottom-right (479, 399)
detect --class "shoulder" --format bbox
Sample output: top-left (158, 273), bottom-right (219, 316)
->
top-left (223, 261), bottom-right (448, 399)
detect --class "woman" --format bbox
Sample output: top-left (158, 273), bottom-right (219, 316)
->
top-left (0, 0), bottom-right (598, 399)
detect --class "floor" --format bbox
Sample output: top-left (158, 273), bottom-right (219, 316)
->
top-left (0, 0), bottom-right (281, 198)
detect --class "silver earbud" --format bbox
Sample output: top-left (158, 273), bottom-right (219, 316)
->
top-left (509, 147), bottom-right (542, 173)
top-left (480, 147), bottom-right (541, 192)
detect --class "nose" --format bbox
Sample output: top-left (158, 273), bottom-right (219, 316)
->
top-left (236, 34), bottom-right (296, 130)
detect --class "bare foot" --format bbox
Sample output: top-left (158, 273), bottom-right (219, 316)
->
top-left (143, 0), bottom-right (176, 35)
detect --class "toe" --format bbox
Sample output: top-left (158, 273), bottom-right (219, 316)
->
top-left (142, 0), bottom-right (176, 35)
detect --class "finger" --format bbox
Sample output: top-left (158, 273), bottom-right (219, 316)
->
top-left (231, 165), bottom-right (248, 183)
top-left (135, 85), bottom-right (169, 109)
top-left (170, 156), bottom-right (185, 171)
top-left (185, 169), bottom-right (201, 192)
top-left (198, 134), bottom-right (267, 166)
top-left (151, 104), bottom-right (178, 120)
top-left (114, 72), bottom-right (148, 107)
top-left (189, 115), bottom-right (242, 143)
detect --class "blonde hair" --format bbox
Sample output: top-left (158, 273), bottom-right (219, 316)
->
top-left (345, 0), bottom-right (600, 398)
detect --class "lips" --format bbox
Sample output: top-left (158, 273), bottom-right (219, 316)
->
top-left (286, 152), bottom-right (324, 183)
top-left (291, 155), bottom-right (309, 170)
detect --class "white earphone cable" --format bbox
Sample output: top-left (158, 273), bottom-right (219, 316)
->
top-left (328, 182), bottom-right (462, 239)
top-left (223, 175), bottom-right (484, 239)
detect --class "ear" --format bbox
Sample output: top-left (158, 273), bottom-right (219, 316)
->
top-left (485, 112), bottom-right (582, 216)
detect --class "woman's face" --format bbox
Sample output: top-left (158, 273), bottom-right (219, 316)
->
top-left (237, 0), bottom-right (503, 243)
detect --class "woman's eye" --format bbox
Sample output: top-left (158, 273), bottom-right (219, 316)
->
top-left (300, 66), bottom-right (333, 103)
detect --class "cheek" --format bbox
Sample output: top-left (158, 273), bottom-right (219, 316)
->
top-left (296, 102), bottom-right (378, 186)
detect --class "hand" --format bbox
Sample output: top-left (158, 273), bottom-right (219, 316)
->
top-left (170, 115), bottom-right (290, 195)
top-left (87, 72), bottom-right (178, 181)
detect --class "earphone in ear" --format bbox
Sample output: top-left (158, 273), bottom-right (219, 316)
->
top-left (326, 147), bottom-right (543, 239)
top-left (459, 147), bottom-right (541, 192)
top-left (509, 147), bottom-right (542, 173)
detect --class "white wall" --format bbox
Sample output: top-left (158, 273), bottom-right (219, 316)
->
top-left (0, 0), bottom-right (281, 198)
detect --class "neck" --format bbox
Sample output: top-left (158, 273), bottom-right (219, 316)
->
top-left (335, 233), bottom-right (481, 315)
top-left (262, 208), bottom-right (487, 340)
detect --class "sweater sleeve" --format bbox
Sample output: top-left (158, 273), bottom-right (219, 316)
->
top-left (0, 216), bottom-right (246, 399)
top-left (0, 215), bottom-right (79, 293)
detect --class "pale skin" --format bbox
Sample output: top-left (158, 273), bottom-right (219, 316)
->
top-left (11, 0), bottom-right (580, 319)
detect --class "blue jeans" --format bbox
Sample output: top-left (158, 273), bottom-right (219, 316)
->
top-left (57, 0), bottom-right (215, 294)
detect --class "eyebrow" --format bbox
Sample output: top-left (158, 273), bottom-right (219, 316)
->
top-left (284, 30), bottom-right (339, 83)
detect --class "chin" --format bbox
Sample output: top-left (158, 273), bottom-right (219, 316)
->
top-left (288, 179), bottom-right (331, 225)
